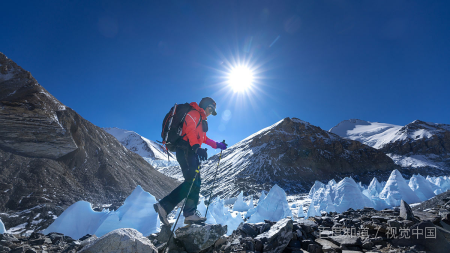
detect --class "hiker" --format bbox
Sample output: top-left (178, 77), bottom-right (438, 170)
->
top-left (154, 97), bottom-right (227, 225)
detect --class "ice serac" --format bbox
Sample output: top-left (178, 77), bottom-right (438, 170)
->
top-left (232, 191), bottom-right (250, 212)
top-left (333, 177), bottom-right (374, 213)
top-left (201, 117), bottom-right (398, 198)
top-left (43, 201), bottom-right (109, 240)
top-left (0, 218), bottom-right (5, 234)
top-left (331, 119), bottom-right (450, 172)
top-left (0, 52), bottom-right (179, 215)
top-left (44, 186), bottom-right (161, 239)
top-left (408, 174), bottom-right (436, 201)
top-left (94, 186), bottom-right (160, 237)
top-left (247, 185), bottom-right (292, 223)
top-left (379, 170), bottom-right (421, 206)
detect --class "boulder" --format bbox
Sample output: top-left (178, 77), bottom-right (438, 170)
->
top-left (175, 224), bottom-right (227, 253)
top-left (315, 238), bottom-right (339, 252)
top-left (79, 228), bottom-right (157, 253)
top-left (400, 200), bottom-right (414, 221)
top-left (327, 235), bottom-right (362, 247)
top-left (255, 218), bottom-right (293, 253)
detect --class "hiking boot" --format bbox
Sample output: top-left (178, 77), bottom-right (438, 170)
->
top-left (184, 212), bottom-right (207, 224)
top-left (154, 203), bottom-right (170, 226)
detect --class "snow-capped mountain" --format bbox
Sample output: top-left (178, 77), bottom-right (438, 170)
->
top-left (330, 119), bottom-right (450, 172)
top-left (200, 117), bottom-right (399, 199)
top-left (103, 128), bottom-right (182, 181)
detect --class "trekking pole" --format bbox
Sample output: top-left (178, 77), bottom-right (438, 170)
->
top-left (163, 162), bottom-right (202, 253)
top-left (205, 140), bottom-right (225, 217)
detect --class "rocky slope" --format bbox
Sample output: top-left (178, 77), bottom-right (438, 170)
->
top-left (330, 119), bottom-right (450, 175)
top-left (200, 117), bottom-right (400, 199)
top-left (0, 52), bottom-right (179, 234)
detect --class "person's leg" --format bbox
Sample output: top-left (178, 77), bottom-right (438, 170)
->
top-left (158, 148), bottom-right (192, 213)
top-left (182, 149), bottom-right (202, 217)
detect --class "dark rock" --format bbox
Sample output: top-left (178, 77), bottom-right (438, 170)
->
top-left (237, 223), bottom-right (259, 238)
top-left (298, 219), bottom-right (318, 233)
top-left (387, 219), bottom-right (401, 229)
top-left (79, 234), bottom-right (93, 241)
top-left (0, 245), bottom-right (11, 252)
top-left (175, 224), bottom-right (226, 253)
top-left (328, 235), bottom-right (362, 246)
top-left (301, 239), bottom-right (314, 251)
top-left (255, 218), bottom-right (293, 253)
top-left (214, 236), bottom-right (227, 248)
top-left (240, 237), bottom-right (255, 251)
top-left (289, 239), bottom-right (302, 248)
top-left (156, 224), bottom-right (172, 244)
top-left (307, 243), bottom-right (322, 253)
top-left (315, 238), bottom-right (339, 252)
top-left (47, 232), bottom-right (65, 244)
top-left (254, 239), bottom-right (264, 252)
top-left (260, 222), bottom-right (272, 234)
top-left (399, 200), bottom-right (414, 221)
top-left (390, 221), bottom-right (450, 253)
top-left (29, 238), bottom-right (45, 245)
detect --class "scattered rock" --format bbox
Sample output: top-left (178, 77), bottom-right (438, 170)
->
top-left (255, 218), bottom-right (293, 253)
top-left (79, 228), bottom-right (157, 253)
top-left (175, 224), bottom-right (227, 253)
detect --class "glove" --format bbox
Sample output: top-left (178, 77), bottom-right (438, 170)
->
top-left (216, 140), bottom-right (228, 150)
top-left (193, 144), bottom-right (208, 161)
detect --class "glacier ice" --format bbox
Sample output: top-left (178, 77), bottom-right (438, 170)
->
top-left (379, 169), bottom-right (421, 206)
top-left (309, 180), bottom-right (325, 198)
top-left (333, 177), bottom-right (374, 213)
top-left (44, 186), bottom-right (160, 239)
top-left (408, 174), bottom-right (436, 201)
top-left (247, 184), bottom-right (292, 223)
top-left (0, 218), bottom-right (5, 234)
top-left (258, 191), bottom-right (266, 204)
top-left (297, 203), bottom-right (305, 218)
top-left (232, 191), bottom-right (250, 212)
top-left (305, 200), bottom-right (320, 218)
top-left (43, 201), bottom-right (110, 239)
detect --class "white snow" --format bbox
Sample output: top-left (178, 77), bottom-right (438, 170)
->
top-left (104, 127), bottom-right (178, 166)
top-left (329, 119), bottom-right (403, 149)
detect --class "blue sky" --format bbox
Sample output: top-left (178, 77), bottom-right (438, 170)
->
top-left (2, 1), bottom-right (450, 153)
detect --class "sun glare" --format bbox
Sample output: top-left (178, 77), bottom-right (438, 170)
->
top-left (228, 65), bottom-right (254, 92)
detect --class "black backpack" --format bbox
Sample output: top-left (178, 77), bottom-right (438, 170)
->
top-left (161, 103), bottom-right (200, 152)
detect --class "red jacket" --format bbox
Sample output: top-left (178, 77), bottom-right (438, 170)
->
top-left (182, 102), bottom-right (217, 149)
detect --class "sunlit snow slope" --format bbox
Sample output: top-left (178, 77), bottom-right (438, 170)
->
top-left (104, 128), bottom-right (183, 180)
top-left (330, 119), bottom-right (450, 171)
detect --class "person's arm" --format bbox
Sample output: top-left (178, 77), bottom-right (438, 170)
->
top-left (204, 136), bottom-right (227, 150)
top-left (204, 136), bottom-right (217, 149)
top-left (183, 110), bottom-right (202, 148)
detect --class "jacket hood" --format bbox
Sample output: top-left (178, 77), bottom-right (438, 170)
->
top-left (190, 102), bottom-right (207, 120)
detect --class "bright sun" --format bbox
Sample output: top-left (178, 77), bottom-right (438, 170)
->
top-left (228, 65), bottom-right (254, 92)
